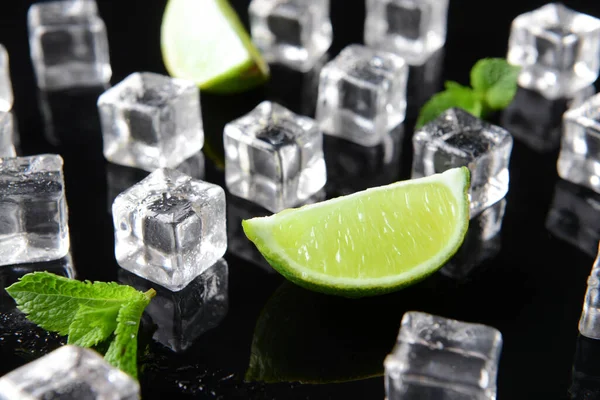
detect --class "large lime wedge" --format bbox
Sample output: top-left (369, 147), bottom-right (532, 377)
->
top-left (161, 0), bottom-right (269, 93)
top-left (243, 167), bottom-right (470, 298)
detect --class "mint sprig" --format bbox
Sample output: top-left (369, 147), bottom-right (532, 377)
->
top-left (416, 58), bottom-right (521, 129)
top-left (5, 271), bottom-right (155, 378)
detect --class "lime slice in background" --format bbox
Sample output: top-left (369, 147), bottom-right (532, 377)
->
top-left (161, 0), bottom-right (269, 93)
top-left (243, 167), bottom-right (471, 298)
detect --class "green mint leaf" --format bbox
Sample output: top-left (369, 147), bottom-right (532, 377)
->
top-left (104, 291), bottom-right (155, 379)
top-left (68, 304), bottom-right (120, 348)
top-left (415, 87), bottom-right (483, 129)
top-left (5, 272), bottom-right (145, 336)
top-left (470, 58), bottom-right (520, 110)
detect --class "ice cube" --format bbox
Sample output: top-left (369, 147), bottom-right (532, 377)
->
top-left (580, 244), bottom-right (600, 339)
top-left (364, 0), bottom-right (449, 65)
top-left (0, 155), bottom-right (69, 266)
top-left (0, 44), bottom-right (13, 112)
top-left (224, 101), bottom-right (326, 212)
top-left (0, 345), bottom-right (139, 400)
top-left (558, 92), bottom-right (600, 194)
top-left (0, 112), bottom-right (16, 158)
top-left (315, 44), bottom-right (408, 147)
top-left (119, 258), bottom-right (228, 352)
top-left (385, 311), bottom-right (503, 400)
top-left (105, 151), bottom-right (205, 214)
top-left (412, 108), bottom-right (513, 216)
top-left (98, 72), bottom-right (204, 172)
top-left (27, 0), bottom-right (111, 90)
top-left (112, 168), bottom-right (226, 292)
top-left (507, 3), bottom-right (600, 99)
top-left (249, 0), bottom-right (332, 72)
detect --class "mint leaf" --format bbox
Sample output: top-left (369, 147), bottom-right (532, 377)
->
top-left (470, 58), bottom-right (520, 110)
top-left (415, 88), bottom-right (483, 129)
top-left (68, 304), bottom-right (120, 347)
top-left (5, 272), bottom-right (144, 335)
top-left (5, 271), bottom-right (156, 379)
top-left (105, 295), bottom-right (153, 379)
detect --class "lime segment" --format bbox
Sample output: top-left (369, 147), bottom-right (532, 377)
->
top-left (161, 0), bottom-right (269, 93)
top-left (243, 167), bottom-right (471, 297)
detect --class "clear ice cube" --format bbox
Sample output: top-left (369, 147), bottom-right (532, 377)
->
top-left (0, 155), bottom-right (69, 266)
top-left (0, 345), bottom-right (139, 400)
top-left (249, 0), bottom-right (332, 72)
top-left (501, 85), bottom-right (594, 153)
top-left (119, 258), bottom-right (228, 352)
top-left (0, 112), bottom-right (16, 158)
top-left (27, 0), bottom-right (112, 90)
top-left (315, 44), bottom-right (408, 147)
top-left (98, 72), bottom-right (204, 172)
top-left (385, 311), bottom-right (503, 400)
top-left (580, 244), bottom-right (600, 339)
top-left (0, 44), bottom-right (13, 112)
top-left (507, 3), bottom-right (600, 99)
top-left (105, 151), bottom-right (205, 214)
top-left (364, 0), bottom-right (449, 65)
top-left (112, 168), bottom-right (226, 292)
top-left (224, 101), bottom-right (326, 212)
top-left (546, 179), bottom-right (600, 258)
top-left (558, 92), bottom-right (600, 194)
top-left (411, 108), bottom-right (513, 216)
top-left (441, 199), bottom-right (506, 280)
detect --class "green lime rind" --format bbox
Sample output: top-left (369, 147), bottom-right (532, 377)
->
top-left (161, 0), bottom-right (269, 94)
top-left (242, 168), bottom-right (471, 298)
top-left (201, 59), bottom-right (269, 94)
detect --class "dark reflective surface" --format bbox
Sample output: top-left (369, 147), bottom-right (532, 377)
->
top-left (1, 1), bottom-right (600, 399)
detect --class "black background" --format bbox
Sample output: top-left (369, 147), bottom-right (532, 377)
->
top-left (1, 0), bottom-right (600, 399)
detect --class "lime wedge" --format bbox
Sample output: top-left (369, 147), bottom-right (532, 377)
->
top-left (243, 167), bottom-right (470, 298)
top-left (160, 0), bottom-right (269, 93)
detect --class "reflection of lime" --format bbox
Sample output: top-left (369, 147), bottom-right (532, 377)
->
top-left (243, 168), bottom-right (470, 298)
top-left (246, 282), bottom-right (386, 384)
top-left (160, 0), bottom-right (269, 93)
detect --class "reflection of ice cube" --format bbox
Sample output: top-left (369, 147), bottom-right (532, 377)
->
top-left (105, 151), bottom-right (205, 214)
top-left (98, 72), bottom-right (204, 172)
top-left (119, 259), bottom-right (228, 353)
top-left (501, 86), bottom-right (594, 153)
top-left (412, 108), bottom-right (513, 217)
top-left (113, 168), bottom-right (226, 292)
top-left (569, 334), bottom-right (600, 399)
top-left (324, 125), bottom-right (403, 197)
top-left (0, 155), bottom-right (70, 266)
top-left (507, 3), bottom-right (600, 99)
top-left (558, 93), bottom-right (600, 194)
top-left (0, 345), bottom-right (139, 399)
top-left (364, 0), bottom-right (449, 65)
top-left (225, 101), bottom-right (326, 212)
top-left (385, 311), bottom-right (502, 400)
top-left (27, 0), bottom-right (112, 90)
top-left (0, 254), bottom-right (75, 310)
top-left (441, 199), bottom-right (506, 280)
top-left (249, 0), bottom-right (332, 72)
top-left (579, 247), bottom-right (600, 339)
top-left (37, 86), bottom-right (105, 148)
top-left (316, 45), bottom-right (408, 147)
top-left (0, 112), bottom-right (16, 158)
top-left (546, 179), bottom-right (600, 258)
